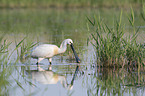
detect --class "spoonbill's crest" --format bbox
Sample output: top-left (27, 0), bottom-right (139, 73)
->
top-left (31, 39), bottom-right (80, 65)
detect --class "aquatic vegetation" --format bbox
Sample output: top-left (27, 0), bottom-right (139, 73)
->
top-left (88, 10), bottom-right (145, 67)
top-left (84, 67), bottom-right (145, 96)
top-left (8, 37), bottom-right (38, 63)
top-left (0, 38), bottom-right (12, 95)
top-left (0, 3), bottom-right (144, 95)
top-left (141, 4), bottom-right (145, 21)
top-left (0, 37), bottom-right (37, 95)
top-left (19, 38), bottom-right (38, 62)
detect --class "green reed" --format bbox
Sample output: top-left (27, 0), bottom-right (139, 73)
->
top-left (0, 37), bottom-right (11, 65)
top-left (0, 37), bottom-right (13, 95)
top-left (86, 67), bottom-right (145, 96)
top-left (88, 10), bottom-right (145, 67)
top-left (7, 37), bottom-right (37, 61)
top-left (0, 37), bottom-right (38, 95)
top-left (9, 37), bottom-right (38, 63)
top-left (20, 39), bottom-right (38, 63)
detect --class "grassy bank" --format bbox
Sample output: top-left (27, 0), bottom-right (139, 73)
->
top-left (0, 0), bottom-right (144, 9)
top-left (88, 9), bottom-right (145, 68)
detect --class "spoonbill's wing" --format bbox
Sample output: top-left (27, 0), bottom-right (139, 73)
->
top-left (31, 44), bottom-right (58, 58)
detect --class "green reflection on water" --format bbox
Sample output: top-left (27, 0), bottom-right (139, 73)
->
top-left (83, 66), bottom-right (145, 96)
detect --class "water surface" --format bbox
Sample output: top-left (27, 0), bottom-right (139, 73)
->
top-left (0, 8), bottom-right (144, 96)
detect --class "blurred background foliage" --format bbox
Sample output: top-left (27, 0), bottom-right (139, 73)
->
top-left (0, 0), bottom-right (144, 9)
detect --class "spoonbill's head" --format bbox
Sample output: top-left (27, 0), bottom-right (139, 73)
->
top-left (66, 39), bottom-right (80, 63)
top-left (65, 39), bottom-right (73, 45)
top-left (61, 39), bottom-right (80, 63)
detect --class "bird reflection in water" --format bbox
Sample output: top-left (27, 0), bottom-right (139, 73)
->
top-left (26, 65), bottom-right (80, 90)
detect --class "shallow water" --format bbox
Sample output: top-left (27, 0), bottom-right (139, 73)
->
top-left (4, 63), bottom-right (145, 96)
top-left (0, 8), bottom-right (145, 96)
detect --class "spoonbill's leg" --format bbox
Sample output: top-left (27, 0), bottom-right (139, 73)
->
top-left (48, 64), bottom-right (52, 70)
top-left (36, 58), bottom-right (44, 65)
top-left (48, 58), bottom-right (52, 65)
top-left (37, 66), bottom-right (45, 71)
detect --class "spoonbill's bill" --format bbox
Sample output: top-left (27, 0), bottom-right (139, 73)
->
top-left (31, 39), bottom-right (80, 65)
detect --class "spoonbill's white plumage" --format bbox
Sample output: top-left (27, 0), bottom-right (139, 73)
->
top-left (31, 39), bottom-right (80, 64)
top-left (26, 65), bottom-right (79, 90)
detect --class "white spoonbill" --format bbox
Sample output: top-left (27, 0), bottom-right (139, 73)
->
top-left (26, 65), bottom-right (79, 90)
top-left (31, 39), bottom-right (80, 65)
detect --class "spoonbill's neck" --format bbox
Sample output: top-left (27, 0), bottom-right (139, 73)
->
top-left (58, 41), bottom-right (68, 54)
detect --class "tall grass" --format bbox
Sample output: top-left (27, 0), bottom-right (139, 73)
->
top-left (8, 37), bottom-right (38, 63)
top-left (0, 37), bottom-right (13, 95)
top-left (86, 67), bottom-right (145, 96)
top-left (88, 9), bottom-right (145, 68)
top-left (0, 37), bottom-right (11, 65)
top-left (0, 37), bottom-right (38, 95)
top-left (19, 39), bottom-right (38, 63)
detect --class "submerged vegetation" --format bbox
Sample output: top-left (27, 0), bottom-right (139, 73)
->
top-left (88, 8), bottom-right (145, 68)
